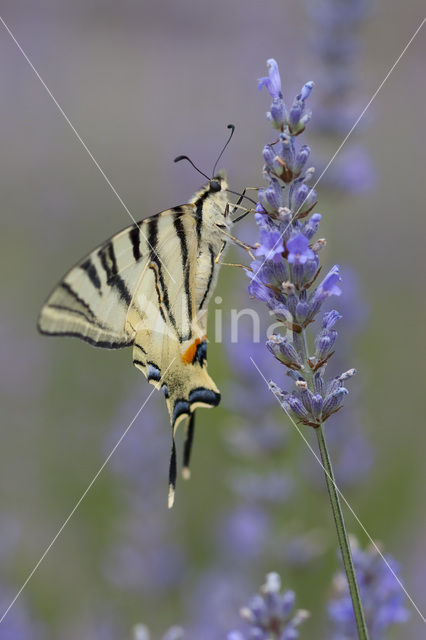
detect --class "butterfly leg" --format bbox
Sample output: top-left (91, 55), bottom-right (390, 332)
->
top-left (215, 226), bottom-right (256, 260)
top-left (168, 432), bottom-right (178, 509)
top-left (182, 412), bottom-right (196, 479)
top-left (214, 241), bottom-right (227, 264)
top-left (220, 262), bottom-right (249, 269)
top-left (230, 188), bottom-right (247, 214)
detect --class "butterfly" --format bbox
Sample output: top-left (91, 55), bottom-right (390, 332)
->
top-left (38, 163), bottom-right (251, 507)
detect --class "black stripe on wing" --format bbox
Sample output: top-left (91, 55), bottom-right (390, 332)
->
top-left (37, 327), bottom-right (132, 349)
top-left (98, 241), bottom-right (132, 305)
top-left (198, 244), bottom-right (216, 310)
top-left (173, 213), bottom-right (193, 322)
top-left (128, 225), bottom-right (141, 261)
top-left (147, 217), bottom-right (179, 334)
top-left (80, 258), bottom-right (102, 291)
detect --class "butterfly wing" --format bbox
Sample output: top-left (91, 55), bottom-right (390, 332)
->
top-left (39, 206), bottom-right (222, 429)
top-left (37, 218), bottom-right (153, 348)
top-left (128, 209), bottom-right (221, 430)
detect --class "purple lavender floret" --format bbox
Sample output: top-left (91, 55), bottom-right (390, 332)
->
top-left (248, 59), bottom-right (354, 428)
top-left (228, 572), bottom-right (309, 640)
top-left (329, 540), bottom-right (409, 639)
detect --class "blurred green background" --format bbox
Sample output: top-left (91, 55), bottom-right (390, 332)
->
top-left (0, 1), bottom-right (425, 638)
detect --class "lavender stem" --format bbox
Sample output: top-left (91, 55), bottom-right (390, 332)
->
top-left (315, 421), bottom-right (369, 640)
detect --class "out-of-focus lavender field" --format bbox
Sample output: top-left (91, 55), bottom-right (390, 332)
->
top-left (0, 1), bottom-right (425, 638)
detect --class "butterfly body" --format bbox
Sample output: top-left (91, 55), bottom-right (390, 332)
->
top-left (38, 171), bottom-right (231, 505)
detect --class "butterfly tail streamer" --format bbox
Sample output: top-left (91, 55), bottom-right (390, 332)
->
top-left (168, 433), bottom-right (178, 509)
top-left (182, 412), bottom-right (196, 480)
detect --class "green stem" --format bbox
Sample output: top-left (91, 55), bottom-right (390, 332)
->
top-left (315, 423), bottom-right (370, 640)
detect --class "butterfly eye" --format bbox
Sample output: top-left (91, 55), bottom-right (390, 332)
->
top-left (209, 180), bottom-right (221, 192)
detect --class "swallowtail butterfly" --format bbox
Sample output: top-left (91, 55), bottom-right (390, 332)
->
top-left (38, 170), bottom-right (241, 506)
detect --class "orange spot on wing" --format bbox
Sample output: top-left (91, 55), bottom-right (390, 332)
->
top-left (182, 338), bottom-right (201, 364)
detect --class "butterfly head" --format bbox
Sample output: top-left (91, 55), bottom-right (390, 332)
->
top-left (209, 169), bottom-right (228, 194)
top-left (190, 169), bottom-right (229, 217)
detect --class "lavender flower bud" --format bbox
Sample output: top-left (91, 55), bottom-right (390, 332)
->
top-left (311, 393), bottom-right (323, 419)
top-left (267, 299), bottom-right (291, 324)
top-left (248, 276), bottom-right (272, 303)
top-left (313, 371), bottom-right (324, 395)
top-left (323, 387), bottom-right (348, 417)
top-left (293, 144), bottom-right (311, 176)
top-left (262, 144), bottom-right (281, 172)
top-left (278, 134), bottom-right (296, 180)
top-left (296, 381), bottom-right (315, 413)
top-left (302, 256), bottom-right (319, 285)
top-left (315, 329), bottom-right (338, 360)
top-left (268, 99), bottom-right (285, 129)
top-left (288, 395), bottom-right (310, 420)
top-left (267, 334), bottom-right (302, 369)
top-left (323, 310), bottom-right (342, 329)
top-left (290, 183), bottom-right (317, 215)
top-left (295, 301), bottom-right (309, 323)
top-left (262, 178), bottom-right (284, 213)
top-left (302, 212), bottom-right (322, 239)
top-left (288, 101), bottom-right (303, 132)
top-left (299, 80), bottom-right (314, 101)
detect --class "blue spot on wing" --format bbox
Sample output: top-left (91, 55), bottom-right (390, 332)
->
top-left (189, 388), bottom-right (221, 407)
top-left (173, 400), bottom-right (190, 425)
top-left (147, 363), bottom-right (161, 382)
top-left (195, 340), bottom-right (207, 366)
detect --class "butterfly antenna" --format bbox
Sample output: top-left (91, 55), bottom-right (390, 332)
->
top-left (174, 155), bottom-right (210, 181)
top-left (212, 124), bottom-right (235, 177)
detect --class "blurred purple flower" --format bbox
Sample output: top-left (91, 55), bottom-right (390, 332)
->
top-left (187, 571), bottom-right (250, 640)
top-left (228, 572), bottom-right (309, 640)
top-left (306, 0), bottom-right (376, 193)
top-left (102, 388), bottom-right (185, 597)
top-left (329, 540), bottom-right (409, 639)
top-left (218, 506), bottom-right (270, 561)
top-left (0, 589), bottom-right (44, 640)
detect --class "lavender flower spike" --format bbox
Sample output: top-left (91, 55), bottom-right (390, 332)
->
top-left (248, 59), bottom-right (353, 428)
top-left (228, 572), bottom-right (309, 640)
